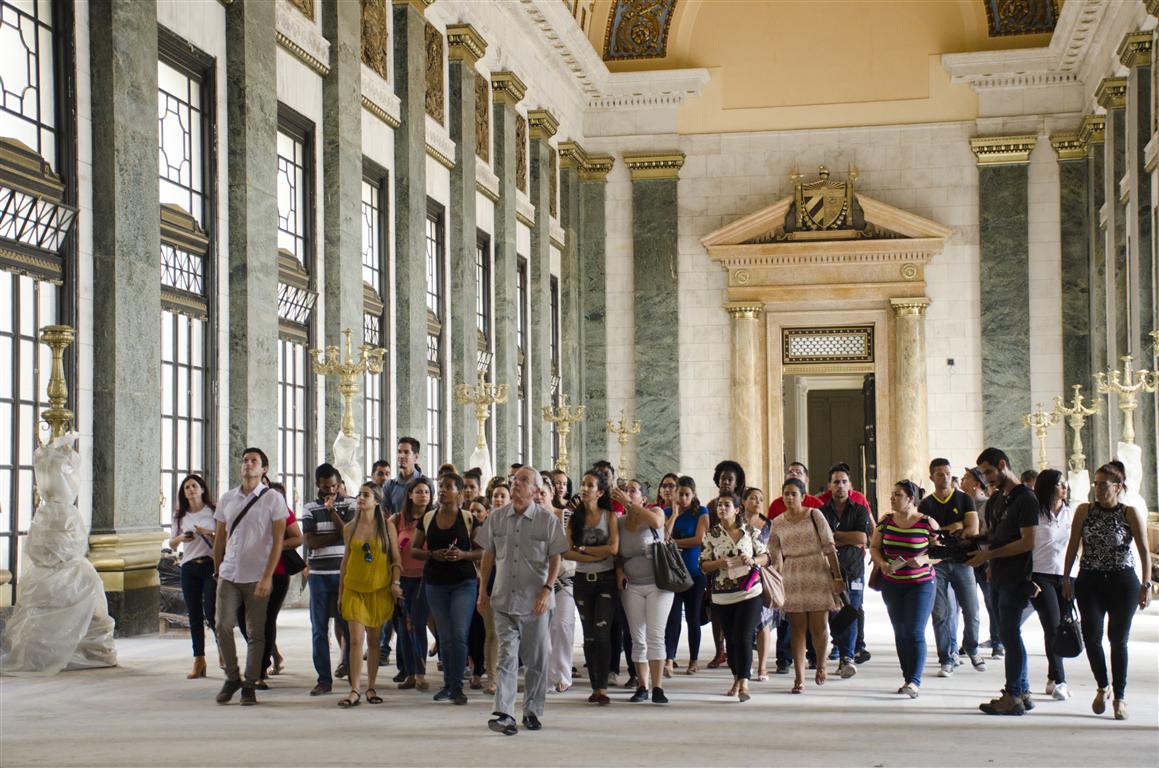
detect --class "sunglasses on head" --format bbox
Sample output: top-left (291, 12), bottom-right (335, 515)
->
top-left (362, 541), bottom-right (373, 562)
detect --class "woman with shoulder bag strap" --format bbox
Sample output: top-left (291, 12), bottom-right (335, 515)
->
top-left (1028, 469), bottom-right (1074, 701)
top-left (663, 476), bottom-right (710, 678)
top-left (168, 474), bottom-right (218, 679)
top-left (742, 487), bottom-right (777, 681)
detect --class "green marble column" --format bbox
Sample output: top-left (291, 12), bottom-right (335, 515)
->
top-left (558, 142), bottom-right (585, 466)
top-left (490, 73), bottom-right (526, 469)
top-left (579, 155), bottom-right (613, 469)
top-left (392, 0), bottom-right (429, 440)
top-left (625, 153), bottom-right (684, 484)
top-left (321, 0), bottom-right (364, 450)
top-left (1087, 130), bottom-right (1111, 464)
top-left (446, 25), bottom-right (487, 468)
top-left (529, 110), bottom-right (559, 470)
top-left (970, 137), bottom-right (1036, 473)
top-left (89, 0), bottom-right (162, 635)
top-left (1098, 79), bottom-right (1130, 394)
top-left (225, 0), bottom-right (279, 475)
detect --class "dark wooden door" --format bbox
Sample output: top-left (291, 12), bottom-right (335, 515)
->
top-left (807, 388), bottom-right (866, 500)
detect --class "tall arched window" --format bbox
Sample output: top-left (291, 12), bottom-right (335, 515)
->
top-left (361, 162), bottom-right (389, 475)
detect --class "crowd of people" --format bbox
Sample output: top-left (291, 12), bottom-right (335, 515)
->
top-left (168, 438), bottom-right (1153, 731)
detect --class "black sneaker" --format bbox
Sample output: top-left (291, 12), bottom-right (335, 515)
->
top-left (216, 679), bottom-right (242, 704)
top-left (392, 670), bottom-right (407, 683)
top-left (335, 663), bottom-right (349, 679)
top-left (1021, 693), bottom-right (1035, 711)
top-left (651, 687), bottom-right (669, 704)
top-left (521, 713), bottom-right (542, 731)
top-left (489, 713), bottom-right (518, 736)
top-left (624, 675), bottom-right (638, 690)
top-left (310, 682), bottom-right (332, 696)
top-left (239, 686), bottom-right (257, 706)
top-left (854, 650), bottom-right (871, 664)
top-left (629, 686), bottom-right (649, 703)
top-left (433, 687), bottom-right (453, 702)
top-left (378, 655), bottom-right (390, 667)
top-left (452, 688), bottom-right (468, 705)
top-left (255, 680), bottom-right (269, 691)
top-left (775, 659), bottom-right (790, 674)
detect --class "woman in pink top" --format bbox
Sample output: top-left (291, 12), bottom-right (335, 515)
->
top-left (393, 476), bottom-right (434, 691)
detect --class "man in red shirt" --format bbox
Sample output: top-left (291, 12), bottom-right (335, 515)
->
top-left (767, 462), bottom-right (823, 520)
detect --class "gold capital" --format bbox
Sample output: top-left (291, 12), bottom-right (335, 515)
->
top-left (579, 153), bottom-right (615, 181)
top-left (392, 0), bottom-right (434, 12)
top-left (446, 23), bottom-right (487, 64)
top-left (969, 135), bottom-right (1037, 166)
top-left (1117, 31), bottom-right (1153, 68)
top-left (1049, 132), bottom-right (1084, 161)
top-left (1095, 77), bottom-right (1128, 110)
top-left (491, 71), bottom-right (527, 107)
top-left (527, 109), bottom-right (560, 141)
top-left (557, 140), bottom-right (589, 171)
top-left (725, 303), bottom-right (763, 319)
top-left (623, 152), bottom-right (685, 181)
top-left (890, 297), bottom-right (931, 317)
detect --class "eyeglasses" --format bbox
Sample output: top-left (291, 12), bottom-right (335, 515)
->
top-left (659, 483), bottom-right (676, 490)
top-left (362, 541), bottom-right (374, 562)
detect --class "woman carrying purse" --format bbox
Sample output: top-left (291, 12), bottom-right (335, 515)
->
top-left (1029, 469), bottom-right (1073, 701)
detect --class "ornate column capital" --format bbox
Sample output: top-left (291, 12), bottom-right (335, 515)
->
top-left (392, 0), bottom-right (433, 12)
top-left (969, 135), bottom-right (1037, 166)
top-left (1051, 115), bottom-right (1106, 160)
top-left (446, 23), bottom-right (487, 65)
top-left (1095, 77), bottom-right (1128, 109)
top-left (558, 140), bottom-right (589, 171)
top-left (1117, 31), bottom-right (1153, 69)
top-left (491, 71), bottom-right (526, 107)
top-left (725, 302), bottom-right (764, 319)
top-left (579, 153), bottom-right (614, 182)
top-left (527, 109), bottom-right (559, 141)
top-left (623, 151), bottom-right (685, 181)
top-left (890, 297), bottom-right (931, 317)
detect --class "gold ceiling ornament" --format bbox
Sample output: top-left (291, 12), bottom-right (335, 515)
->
top-left (310, 328), bottom-right (386, 438)
top-left (543, 393), bottom-right (586, 473)
top-left (623, 151), bottom-right (685, 181)
top-left (606, 411), bottom-right (641, 479)
top-left (984, 0), bottom-right (1059, 37)
top-left (602, 0), bottom-right (677, 61)
top-left (39, 324), bottom-right (75, 442)
top-left (361, 0), bottom-right (389, 81)
top-left (446, 23), bottom-right (487, 64)
top-left (969, 135), bottom-right (1037, 166)
top-left (1052, 384), bottom-right (1100, 473)
top-left (1095, 77), bottom-right (1128, 110)
top-left (1022, 403), bottom-right (1061, 471)
top-left (1094, 355), bottom-right (1154, 446)
top-left (527, 109), bottom-right (560, 141)
top-left (1117, 31), bottom-right (1153, 69)
top-left (491, 71), bottom-right (527, 107)
top-left (579, 153), bottom-right (615, 182)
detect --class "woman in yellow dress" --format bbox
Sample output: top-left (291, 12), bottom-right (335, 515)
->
top-left (338, 482), bottom-right (403, 707)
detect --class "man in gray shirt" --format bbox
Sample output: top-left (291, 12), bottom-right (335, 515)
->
top-left (477, 466), bottom-right (568, 734)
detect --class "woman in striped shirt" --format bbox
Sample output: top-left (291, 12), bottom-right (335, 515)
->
top-left (869, 480), bottom-right (940, 698)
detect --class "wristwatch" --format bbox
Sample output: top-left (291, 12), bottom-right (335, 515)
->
top-left (541, 584), bottom-right (552, 591)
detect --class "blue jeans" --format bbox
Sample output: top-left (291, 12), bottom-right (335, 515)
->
top-left (425, 578), bottom-right (478, 692)
top-left (835, 577), bottom-right (864, 660)
top-left (308, 572), bottom-right (348, 684)
top-left (977, 570), bottom-right (1004, 649)
top-left (395, 576), bottom-right (429, 677)
top-left (992, 579), bottom-right (1032, 696)
top-left (881, 579), bottom-right (936, 686)
top-left (932, 561), bottom-right (980, 663)
top-left (180, 558), bottom-right (217, 657)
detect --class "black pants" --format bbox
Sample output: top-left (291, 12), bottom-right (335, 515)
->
top-left (1030, 573), bottom-right (1067, 684)
top-left (715, 594), bottom-right (763, 681)
top-left (665, 573), bottom-right (706, 661)
top-left (180, 558), bottom-right (216, 658)
top-left (1075, 567), bottom-right (1139, 699)
top-left (610, 592), bottom-right (632, 675)
top-left (469, 608), bottom-right (486, 677)
top-left (238, 572), bottom-right (289, 679)
top-left (574, 571), bottom-right (616, 690)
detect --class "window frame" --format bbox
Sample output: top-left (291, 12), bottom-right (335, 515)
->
top-left (425, 198), bottom-right (446, 468)
top-left (361, 158), bottom-right (390, 476)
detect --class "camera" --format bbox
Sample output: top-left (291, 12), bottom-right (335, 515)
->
top-left (929, 530), bottom-right (977, 563)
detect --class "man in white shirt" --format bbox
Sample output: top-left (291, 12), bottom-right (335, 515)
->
top-left (212, 447), bottom-right (288, 705)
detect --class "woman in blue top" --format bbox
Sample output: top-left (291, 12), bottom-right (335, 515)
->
top-left (663, 476), bottom-right (710, 676)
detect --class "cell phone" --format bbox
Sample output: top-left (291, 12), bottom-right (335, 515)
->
top-left (184, 531), bottom-right (195, 539)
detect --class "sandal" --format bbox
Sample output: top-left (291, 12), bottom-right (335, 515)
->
top-left (685, 662), bottom-right (699, 676)
top-left (707, 652), bottom-right (727, 669)
top-left (791, 681), bottom-right (804, 694)
top-left (756, 673), bottom-right (769, 682)
top-left (815, 667), bottom-right (827, 686)
top-left (338, 690), bottom-right (361, 708)
top-left (268, 663), bottom-right (283, 676)
top-left (366, 688), bottom-right (383, 704)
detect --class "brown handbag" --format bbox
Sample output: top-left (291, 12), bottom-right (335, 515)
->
top-left (759, 562), bottom-right (785, 609)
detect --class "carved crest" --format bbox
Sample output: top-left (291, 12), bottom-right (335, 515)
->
top-left (475, 73), bottom-right (490, 163)
top-left (515, 114), bottom-right (528, 193)
top-left (361, 0), bottom-right (388, 81)
top-left (425, 23), bottom-right (444, 125)
top-left (781, 166), bottom-right (865, 239)
top-left (549, 149), bottom-right (558, 217)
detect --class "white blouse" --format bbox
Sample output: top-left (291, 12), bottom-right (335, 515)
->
top-left (1032, 504), bottom-right (1072, 576)
top-left (173, 508), bottom-right (216, 562)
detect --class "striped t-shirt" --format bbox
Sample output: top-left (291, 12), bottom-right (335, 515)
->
top-left (877, 515), bottom-right (934, 584)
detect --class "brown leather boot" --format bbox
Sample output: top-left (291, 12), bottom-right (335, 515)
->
top-left (188, 656), bottom-right (207, 679)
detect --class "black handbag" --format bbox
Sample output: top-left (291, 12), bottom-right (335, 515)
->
top-left (650, 529), bottom-right (694, 593)
top-left (1052, 597), bottom-right (1084, 658)
top-left (829, 591), bottom-right (859, 635)
top-left (281, 548), bottom-right (307, 576)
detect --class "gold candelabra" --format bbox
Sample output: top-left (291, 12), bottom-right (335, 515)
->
top-left (39, 325), bottom-right (74, 441)
top-left (310, 328), bottom-right (386, 438)
top-left (606, 410), bottom-right (641, 479)
top-left (543, 394), bottom-right (585, 472)
top-left (1053, 385), bottom-right (1100, 473)
top-left (1094, 355), bottom-right (1154, 445)
top-left (455, 369), bottom-right (508, 451)
top-left (1022, 403), bottom-right (1060, 471)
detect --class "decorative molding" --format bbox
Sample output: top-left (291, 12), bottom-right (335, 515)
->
top-left (783, 325), bottom-right (874, 365)
top-left (1117, 31), bottom-right (1153, 68)
top-left (1050, 131), bottom-right (1085, 161)
top-left (527, 109), bottom-right (560, 141)
top-left (362, 64), bottom-right (402, 128)
top-left (491, 70), bottom-right (527, 106)
top-left (589, 69), bottom-right (711, 109)
top-left (475, 73), bottom-right (490, 164)
top-left (160, 203), bottom-right (209, 253)
top-left (476, 162), bottom-right (500, 201)
top-left (88, 531), bottom-right (165, 592)
top-left (516, 193), bottom-right (536, 228)
top-left (424, 22), bottom-right (444, 125)
top-left (603, 0), bottom-right (676, 61)
top-left (623, 151), bottom-right (684, 180)
top-left (515, 113), bottom-right (528, 192)
top-left (558, 140), bottom-right (589, 170)
top-left (580, 153), bottom-right (614, 181)
top-left (276, 0), bottom-right (330, 76)
top-left (446, 23), bottom-right (487, 65)
top-left (969, 135), bottom-right (1038, 166)
top-left (425, 115), bottom-right (456, 170)
top-left (1095, 77), bottom-right (1128, 109)
top-left (550, 220), bottom-right (566, 249)
top-left (983, 0), bottom-right (1059, 37)
top-left (890, 297), bottom-right (931, 317)
top-left (391, 0), bottom-right (433, 10)
top-left (287, 0), bottom-right (314, 21)
top-left (1079, 114), bottom-right (1106, 146)
top-left (725, 303), bottom-right (764, 320)
top-left (361, 0), bottom-right (389, 81)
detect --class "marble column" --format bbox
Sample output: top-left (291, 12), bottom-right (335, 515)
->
top-left (446, 25), bottom-right (487, 468)
top-left (321, 0), bottom-right (364, 450)
top-left (578, 155), bottom-right (613, 469)
top-left (490, 72), bottom-right (527, 468)
top-left (626, 152), bottom-right (684, 483)
top-left (225, 0), bottom-right (279, 477)
top-left (392, 0), bottom-right (429, 440)
top-left (970, 136), bottom-right (1036, 472)
top-left (1087, 123), bottom-right (1111, 464)
top-left (1098, 78), bottom-right (1130, 420)
top-left (528, 110), bottom-right (558, 470)
top-left (728, 304), bottom-right (765, 491)
top-left (89, 0), bottom-right (163, 635)
top-left (558, 142), bottom-right (585, 464)
top-left (891, 298), bottom-right (931, 485)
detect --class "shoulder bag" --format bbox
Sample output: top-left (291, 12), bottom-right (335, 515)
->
top-left (1051, 596), bottom-right (1084, 658)
top-left (809, 509), bottom-right (845, 612)
top-left (650, 528), bottom-right (694, 593)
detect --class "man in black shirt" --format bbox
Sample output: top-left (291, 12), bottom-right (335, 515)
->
top-left (961, 466), bottom-right (1003, 657)
top-left (918, 458), bottom-right (985, 676)
top-left (967, 447), bottom-right (1038, 716)
top-left (819, 465), bottom-right (873, 679)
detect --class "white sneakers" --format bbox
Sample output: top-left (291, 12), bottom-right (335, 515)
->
top-left (937, 663), bottom-right (955, 678)
top-left (969, 654), bottom-right (987, 671)
top-left (1051, 682), bottom-right (1070, 701)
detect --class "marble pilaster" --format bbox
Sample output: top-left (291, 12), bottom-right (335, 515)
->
top-left (973, 142), bottom-right (1034, 472)
top-left (392, 0), bottom-right (429, 440)
top-left (89, 0), bottom-right (163, 635)
top-left (626, 152), bottom-right (684, 483)
top-left (1099, 80), bottom-right (1130, 396)
top-left (891, 298), bottom-right (931, 485)
top-left (446, 25), bottom-right (486, 468)
top-left (1088, 138), bottom-right (1111, 463)
top-left (728, 305), bottom-right (765, 490)
top-left (579, 156), bottom-right (612, 469)
top-left (321, 0), bottom-right (364, 450)
top-left (490, 73), bottom-right (526, 468)
top-left (528, 110), bottom-right (558, 470)
top-left (558, 142), bottom-right (584, 464)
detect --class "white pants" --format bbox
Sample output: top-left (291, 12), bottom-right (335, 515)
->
top-left (548, 584), bottom-right (575, 687)
top-left (622, 582), bottom-right (674, 663)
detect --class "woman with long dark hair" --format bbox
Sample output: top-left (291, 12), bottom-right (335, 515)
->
top-left (663, 475), bottom-right (709, 677)
top-left (168, 474), bottom-right (217, 679)
top-left (393, 476), bottom-right (435, 691)
top-left (1063, 461), bottom-right (1152, 720)
top-left (655, 473), bottom-right (679, 510)
top-left (564, 470), bottom-right (619, 705)
top-left (1030, 469), bottom-right (1073, 701)
top-left (742, 487), bottom-right (774, 681)
top-left (337, 482), bottom-right (403, 707)
top-left (705, 461), bottom-right (746, 669)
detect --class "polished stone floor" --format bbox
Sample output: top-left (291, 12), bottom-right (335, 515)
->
top-left (1, 601), bottom-right (1156, 767)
